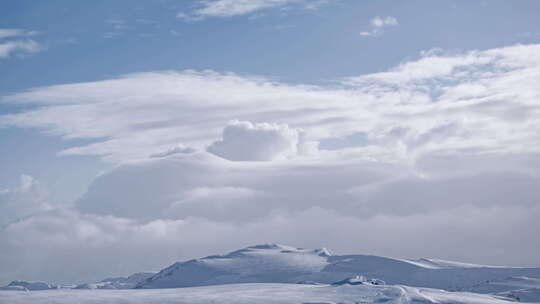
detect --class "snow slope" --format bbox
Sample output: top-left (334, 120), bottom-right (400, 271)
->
top-left (464, 276), bottom-right (540, 302)
top-left (0, 283), bottom-right (519, 304)
top-left (137, 244), bottom-right (540, 291)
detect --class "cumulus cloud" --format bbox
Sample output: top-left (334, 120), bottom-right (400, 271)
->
top-left (0, 28), bottom-right (41, 59)
top-left (177, 0), bottom-right (335, 20)
top-left (207, 120), bottom-right (308, 161)
top-left (360, 16), bottom-right (398, 37)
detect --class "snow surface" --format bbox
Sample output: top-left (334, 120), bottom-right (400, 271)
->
top-left (0, 283), bottom-right (519, 304)
top-left (331, 275), bottom-right (386, 286)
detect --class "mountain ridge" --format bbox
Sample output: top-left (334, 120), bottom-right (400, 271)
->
top-left (3, 243), bottom-right (540, 298)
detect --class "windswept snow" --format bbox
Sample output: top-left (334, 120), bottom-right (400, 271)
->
top-left (0, 283), bottom-right (519, 304)
top-left (403, 258), bottom-right (504, 270)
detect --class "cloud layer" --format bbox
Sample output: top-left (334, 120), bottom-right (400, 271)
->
top-left (1, 43), bottom-right (540, 284)
top-left (3, 44), bottom-right (540, 163)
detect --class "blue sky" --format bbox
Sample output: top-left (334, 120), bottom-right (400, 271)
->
top-left (1, 0), bottom-right (540, 284)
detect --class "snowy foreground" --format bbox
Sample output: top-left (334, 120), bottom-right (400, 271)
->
top-left (2, 244), bottom-right (540, 303)
top-left (0, 283), bottom-right (519, 304)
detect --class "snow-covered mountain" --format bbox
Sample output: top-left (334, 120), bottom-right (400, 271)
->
top-left (3, 243), bottom-right (540, 304)
top-left (136, 243), bottom-right (540, 291)
top-left (137, 244), bottom-right (331, 288)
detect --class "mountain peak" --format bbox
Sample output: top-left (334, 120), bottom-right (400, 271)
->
top-left (246, 243), bottom-right (292, 250)
top-left (241, 244), bottom-right (332, 257)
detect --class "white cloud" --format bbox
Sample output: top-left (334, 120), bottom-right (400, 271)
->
top-left (3, 44), bottom-right (540, 165)
top-left (177, 0), bottom-right (334, 20)
top-left (0, 28), bottom-right (41, 59)
top-left (72, 148), bottom-right (540, 224)
top-left (0, 28), bottom-right (37, 39)
top-left (360, 16), bottom-right (398, 37)
top-left (207, 120), bottom-right (308, 161)
top-left (150, 145), bottom-right (196, 158)
top-left (75, 151), bottom-right (406, 221)
top-left (166, 186), bottom-right (267, 222)
top-left (371, 16), bottom-right (397, 28)
top-left (0, 29), bottom-right (26, 39)
top-left (0, 40), bottom-right (41, 59)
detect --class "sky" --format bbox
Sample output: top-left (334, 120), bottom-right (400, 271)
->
top-left (1, 0), bottom-right (540, 285)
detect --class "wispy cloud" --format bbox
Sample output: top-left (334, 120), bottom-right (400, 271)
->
top-left (0, 40), bottom-right (41, 58)
top-left (360, 16), bottom-right (398, 37)
top-left (0, 29), bottom-right (26, 39)
top-left (102, 19), bottom-right (129, 39)
top-left (0, 28), bottom-right (41, 59)
top-left (177, 0), bottom-right (335, 21)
